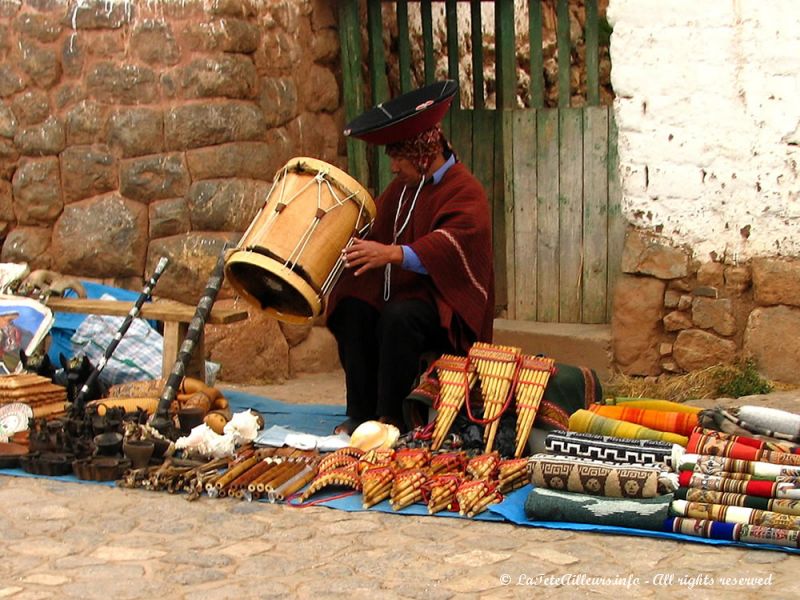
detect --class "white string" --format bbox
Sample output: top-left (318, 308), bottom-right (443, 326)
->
top-left (384, 175), bottom-right (426, 301)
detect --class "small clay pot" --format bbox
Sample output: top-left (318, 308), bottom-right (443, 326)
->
top-left (72, 458), bottom-right (92, 480)
top-left (94, 432), bottom-right (123, 456)
top-left (123, 439), bottom-right (154, 469)
top-left (92, 457), bottom-right (121, 481)
top-left (177, 407), bottom-right (206, 435)
top-left (149, 436), bottom-right (170, 459)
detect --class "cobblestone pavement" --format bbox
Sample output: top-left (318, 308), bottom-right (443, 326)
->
top-left (0, 372), bottom-right (798, 599)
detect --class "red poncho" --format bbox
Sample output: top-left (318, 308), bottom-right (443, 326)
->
top-left (327, 162), bottom-right (494, 351)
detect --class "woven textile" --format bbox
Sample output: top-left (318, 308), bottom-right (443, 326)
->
top-left (524, 487), bottom-right (672, 531)
top-left (602, 398), bottom-right (702, 414)
top-left (589, 404), bottom-right (697, 437)
top-left (671, 499), bottom-right (800, 530)
top-left (527, 454), bottom-right (666, 498)
top-left (734, 406), bottom-right (800, 442)
top-left (678, 471), bottom-right (800, 500)
top-left (544, 431), bottom-right (678, 466)
top-left (699, 408), bottom-right (800, 447)
top-left (569, 409), bottom-right (688, 446)
top-left (665, 517), bottom-right (800, 549)
top-left (687, 429), bottom-right (800, 465)
top-left (675, 487), bottom-right (800, 516)
top-left (679, 453), bottom-right (800, 480)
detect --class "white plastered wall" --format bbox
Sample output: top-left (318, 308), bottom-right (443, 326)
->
top-left (608, 0), bottom-right (800, 261)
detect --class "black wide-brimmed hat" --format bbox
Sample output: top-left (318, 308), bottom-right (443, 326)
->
top-left (344, 80), bottom-right (458, 145)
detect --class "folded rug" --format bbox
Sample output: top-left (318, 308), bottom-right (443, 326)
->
top-left (698, 409), bottom-right (800, 447)
top-left (569, 409), bottom-right (688, 446)
top-left (671, 498), bottom-right (800, 531)
top-left (734, 406), bottom-right (800, 443)
top-left (679, 453), bottom-right (800, 480)
top-left (524, 487), bottom-right (672, 530)
top-left (687, 428), bottom-right (800, 464)
top-left (544, 430), bottom-right (679, 467)
top-left (679, 471), bottom-right (800, 500)
top-left (589, 404), bottom-right (698, 437)
top-left (675, 487), bottom-right (800, 516)
top-left (665, 516), bottom-right (800, 549)
top-left (601, 398), bottom-right (702, 414)
top-left (527, 453), bottom-right (671, 498)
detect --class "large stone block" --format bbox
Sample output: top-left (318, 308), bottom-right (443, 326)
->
top-left (0, 178), bottom-right (11, 221)
top-left (311, 28), bottom-right (339, 64)
top-left (14, 115), bottom-right (65, 156)
top-left (66, 100), bottom-right (106, 145)
top-left (130, 20), bottom-right (180, 66)
top-left (204, 299), bottom-right (290, 385)
top-left (0, 0), bottom-right (20, 18)
top-left (60, 145), bottom-right (117, 204)
top-left (60, 33), bottom-right (84, 77)
top-left (258, 77), bottom-right (298, 128)
top-left (14, 11), bottom-right (62, 42)
top-left (0, 103), bottom-right (17, 137)
top-left (149, 198), bottom-right (190, 239)
top-left (19, 40), bottom-right (60, 88)
top-left (691, 297), bottom-right (736, 337)
top-left (0, 138), bottom-right (18, 179)
top-left (620, 229), bottom-right (689, 279)
top-left (285, 112), bottom-right (339, 165)
top-left (164, 102), bottom-right (266, 151)
top-left (86, 62), bottom-right (158, 105)
top-left (744, 306), bottom-right (800, 384)
top-left (289, 326), bottom-right (341, 376)
top-left (146, 232), bottom-right (239, 304)
top-left (51, 194), bottom-right (148, 277)
top-left (208, 0), bottom-right (256, 18)
top-left (299, 65), bottom-right (338, 113)
top-left (255, 30), bottom-right (299, 75)
top-left (187, 179), bottom-right (270, 231)
top-left (179, 19), bottom-right (259, 54)
top-left (11, 89), bottom-right (50, 126)
top-left (66, 0), bottom-right (133, 29)
top-left (185, 140), bottom-right (287, 181)
top-left (0, 65), bottom-right (23, 97)
top-left (673, 329), bottom-right (736, 372)
top-left (168, 55), bottom-right (257, 100)
top-left (106, 107), bottom-right (163, 157)
top-left (12, 156), bottom-right (62, 225)
top-left (120, 153), bottom-right (190, 203)
top-left (0, 225), bottom-right (51, 268)
top-left (752, 258), bottom-right (800, 307)
top-left (611, 274), bottom-right (665, 375)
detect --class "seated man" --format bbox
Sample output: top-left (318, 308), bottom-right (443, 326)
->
top-left (327, 80), bottom-right (495, 434)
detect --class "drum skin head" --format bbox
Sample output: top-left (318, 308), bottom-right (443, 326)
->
top-left (225, 251), bottom-right (321, 324)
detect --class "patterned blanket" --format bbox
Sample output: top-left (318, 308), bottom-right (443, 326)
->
top-left (589, 404), bottom-right (698, 437)
top-left (524, 487), bottom-right (672, 531)
top-left (665, 516), bottom-right (800, 549)
top-left (678, 471), bottom-right (800, 500)
top-left (687, 429), bottom-right (800, 465)
top-left (544, 431), bottom-right (679, 467)
top-left (674, 487), bottom-right (800, 516)
top-left (569, 409), bottom-right (688, 446)
top-left (679, 453), bottom-right (800, 480)
top-left (527, 454), bottom-right (671, 498)
top-left (671, 499), bottom-right (800, 530)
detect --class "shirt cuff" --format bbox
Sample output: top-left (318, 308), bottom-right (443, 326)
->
top-left (400, 245), bottom-right (429, 275)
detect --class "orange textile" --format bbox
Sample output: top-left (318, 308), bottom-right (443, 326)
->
top-left (589, 404), bottom-right (698, 437)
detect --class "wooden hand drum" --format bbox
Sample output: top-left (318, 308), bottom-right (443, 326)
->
top-left (224, 157), bottom-right (375, 323)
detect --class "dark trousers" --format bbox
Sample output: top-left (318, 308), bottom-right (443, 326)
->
top-left (328, 297), bottom-right (453, 425)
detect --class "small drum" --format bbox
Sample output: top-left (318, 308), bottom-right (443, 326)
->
top-left (225, 157), bottom-right (376, 323)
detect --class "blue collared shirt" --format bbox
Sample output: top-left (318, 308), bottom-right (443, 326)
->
top-left (400, 154), bottom-right (457, 274)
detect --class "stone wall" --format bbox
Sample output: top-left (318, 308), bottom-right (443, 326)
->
top-left (0, 0), bottom-right (344, 384)
top-left (612, 230), bottom-right (800, 384)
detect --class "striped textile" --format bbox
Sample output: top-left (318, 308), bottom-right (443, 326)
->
top-left (527, 454), bottom-right (669, 498)
top-left (589, 404), bottom-right (697, 437)
top-left (569, 409), bottom-right (688, 446)
top-left (734, 406), bottom-right (800, 443)
top-left (602, 398), bottom-right (702, 414)
top-left (678, 471), bottom-right (800, 500)
top-left (665, 517), bottom-right (800, 549)
top-left (671, 498), bottom-right (800, 531)
top-left (525, 487), bottom-right (672, 531)
top-left (544, 430), bottom-right (678, 467)
top-left (679, 454), bottom-right (800, 480)
top-left (687, 429), bottom-right (800, 465)
top-left (675, 487), bottom-right (800, 517)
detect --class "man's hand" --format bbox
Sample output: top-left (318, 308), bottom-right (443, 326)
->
top-left (343, 239), bottom-right (403, 276)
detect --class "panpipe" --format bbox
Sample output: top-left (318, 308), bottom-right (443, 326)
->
top-left (513, 355), bottom-right (555, 458)
top-left (431, 355), bottom-right (476, 451)
top-left (467, 342), bottom-right (521, 453)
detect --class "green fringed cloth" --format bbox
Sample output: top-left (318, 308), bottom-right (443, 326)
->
top-left (687, 428), bottom-right (800, 465)
top-left (675, 487), bottom-right (800, 516)
top-left (671, 498), bottom-right (800, 530)
top-left (679, 453), bottom-right (800, 480)
top-left (679, 471), bottom-right (800, 500)
top-left (527, 454), bottom-right (674, 498)
top-left (665, 517), bottom-right (800, 549)
top-left (524, 487), bottom-right (672, 530)
top-left (569, 409), bottom-right (688, 446)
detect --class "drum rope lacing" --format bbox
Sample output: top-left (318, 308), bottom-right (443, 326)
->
top-left (384, 175), bottom-right (426, 301)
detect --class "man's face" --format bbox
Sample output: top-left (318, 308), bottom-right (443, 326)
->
top-left (388, 154), bottom-right (421, 186)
